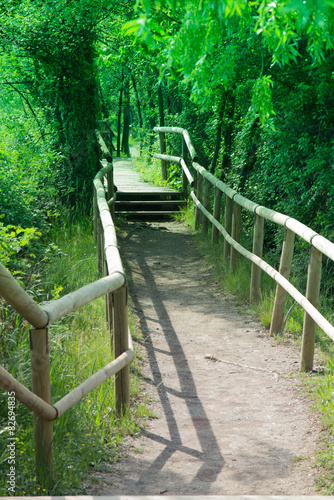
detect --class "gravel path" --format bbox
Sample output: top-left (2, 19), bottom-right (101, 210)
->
top-left (87, 221), bottom-right (322, 496)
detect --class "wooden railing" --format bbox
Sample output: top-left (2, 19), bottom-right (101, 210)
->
top-left (0, 154), bottom-right (133, 476)
top-left (154, 126), bottom-right (334, 373)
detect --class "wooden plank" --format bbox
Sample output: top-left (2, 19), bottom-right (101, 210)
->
top-left (116, 211), bottom-right (182, 215)
top-left (112, 158), bottom-right (178, 195)
top-left (110, 157), bottom-right (185, 217)
top-left (115, 200), bottom-right (186, 205)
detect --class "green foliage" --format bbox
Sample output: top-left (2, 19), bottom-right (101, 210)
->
top-left (0, 218), bottom-right (148, 495)
top-left (251, 75), bottom-right (276, 128)
top-left (0, 222), bottom-right (40, 276)
top-left (0, 131), bottom-right (57, 228)
top-left (0, 0), bottom-right (108, 208)
top-left (133, 154), bottom-right (163, 185)
top-left (313, 360), bottom-right (334, 493)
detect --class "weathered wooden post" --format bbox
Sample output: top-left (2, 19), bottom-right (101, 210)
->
top-left (106, 161), bottom-right (115, 219)
top-left (230, 200), bottom-right (241, 272)
top-left (250, 213), bottom-right (264, 302)
top-left (182, 137), bottom-right (188, 197)
top-left (103, 259), bottom-right (111, 331)
top-left (223, 195), bottom-right (233, 261)
top-left (195, 174), bottom-right (203, 230)
top-left (202, 178), bottom-right (211, 236)
top-left (300, 246), bottom-right (322, 372)
top-left (212, 186), bottom-right (222, 245)
top-left (107, 290), bottom-right (113, 334)
top-left (159, 131), bottom-right (167, 181)
top-left (98, 218), bottom-right (104, 275)
top-left (102, 257), bottom-right (113, 334)
top-left (113, 286), bottom-right (130, 413)
top-left (270, 228), bottom-right (295, 335)
top-left (93, 188), bottom-right (98, 242)
top-left (30, 328), bottom-right (53, 480)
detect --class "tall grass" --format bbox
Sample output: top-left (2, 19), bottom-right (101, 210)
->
top-left (0, 214), bottom-right (147, 496)
top-left (132, 155), bottom-right (163, 186)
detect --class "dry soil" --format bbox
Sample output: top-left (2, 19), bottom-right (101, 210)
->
top-left (87, 220), bottom-right (323, 496)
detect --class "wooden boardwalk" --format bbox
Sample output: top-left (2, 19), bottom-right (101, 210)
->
top-left (112, 157), bottom-right (185, 217)
top-left (113, 157), bottom-right (176, 195)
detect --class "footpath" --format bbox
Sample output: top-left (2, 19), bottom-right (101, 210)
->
top-left (87, 220), bottom-right (322, 496)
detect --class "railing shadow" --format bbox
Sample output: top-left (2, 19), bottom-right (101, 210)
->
top-left (113, 222), bottom-right (320, 495)
top-left (119, 223), bottom-right (225, 492)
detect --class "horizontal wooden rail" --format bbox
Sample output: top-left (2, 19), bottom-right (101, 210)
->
top-left (155, 126), bottom-right (334, 373)
top-left (190, 192), bottom-right (334, 342)
top-left (153, 153), bottom-right (194, 186)
top-left (0, 262), bottom-right (49, 329)
top-left (54, 330), bottom-right (134, 417)
top-left (0, 135), bottom-right (133, 479)
top-left (42, 273), bottom-right (124, 325)
top-left (154, 126), bottom-right (198, 161)
top-left (94, 164), bottom-right (124, 275)
top-left (191, 162), bottom-right (334, 261)
top-left (0, 331), bottom-right (135, 421)
top-left (0, 365), bottom-right (58, 420)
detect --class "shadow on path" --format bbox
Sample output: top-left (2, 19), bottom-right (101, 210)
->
top-left (90, 221), bottom-right (321, 495)
top-left (122, 227), bottom-right (225, 492)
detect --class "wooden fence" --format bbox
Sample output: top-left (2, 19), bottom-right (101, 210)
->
top-left (154, 126), bottom-right (334, 373)
top-left (0, 157), bottom-right (133, 476)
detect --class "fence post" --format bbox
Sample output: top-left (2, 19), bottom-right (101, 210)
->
top-left (300, 246), bottom-right (322, 372)
top-left (212, 186), bottom-right (222, 245)
top-left (250, 213), bottom-right (264, 302)
top-left (202, 178), bottom-right (211, 237)
top-left (230, 200), bottom-right (241, 272)
top-left (93, 188), bottom-right (98, 242)
top-left (195, 174), bottom-right (203, 230)
top-left (224, 195), bottom-right (233, 261)
top-left (113, 286), bottom-right (130, 414)
top-left (270, 228), bottom-right (295, 335)
top-left (103, 257), bottom-right (113, 334)
top-left (107, 161), bottom-right (115, 219)
top-left (182, 137), bottom-right (188, 197)
top-left (103, 259), bottom-right (112, 333)
top-left (159, 131), bottom-right (167, 181)
top-left (30, 328), bottom-right (53, 481)
top-left (97, 217), bottom-right (103, 274)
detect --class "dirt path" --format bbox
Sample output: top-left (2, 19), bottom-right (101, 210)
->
top-left (87, 221), bottom-right (322, 495)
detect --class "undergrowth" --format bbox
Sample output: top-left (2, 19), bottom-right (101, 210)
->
top-left (0, 214), bottom-right (149, 496)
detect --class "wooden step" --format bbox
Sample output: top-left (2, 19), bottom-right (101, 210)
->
top-left (115, 191), bottom-right (186, 219)
top-left (115, 200), bottom-right (186, 206)
top-left (116, 210), bottom-right (182, 219)
top-left (116, 191), bottom-right (183, 200)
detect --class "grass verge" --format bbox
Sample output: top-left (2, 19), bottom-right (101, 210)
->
top-left (0, 214), bottom-right (150, 496)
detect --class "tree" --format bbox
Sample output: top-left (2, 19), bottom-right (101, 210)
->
top-left (0, 0), bottom-right (115, 208)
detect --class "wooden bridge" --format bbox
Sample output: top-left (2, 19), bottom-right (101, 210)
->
top-left (112, 157), bottom-right (186, 218)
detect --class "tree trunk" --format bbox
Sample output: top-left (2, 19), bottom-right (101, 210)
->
top-left (121, 76), bottom-right (130, 157)
top-left (165, 78), bottom-right (172, 115)
top-left (157, 81), bottom-right (165, 127)
top-left (131, 74), bottom-right (143, 153)
top-left (117, 74), bottom-right (123, 157)
top-left (131, 74), bottom-right (143, 129)
top-left (99, 80), bottom-right (109, 119)
top-left (148, 87), bottom-right (156, 157)
top-left (210, 98), bottom-right (226, 174)
top-left (221, 95), bottom-right (235, 177)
